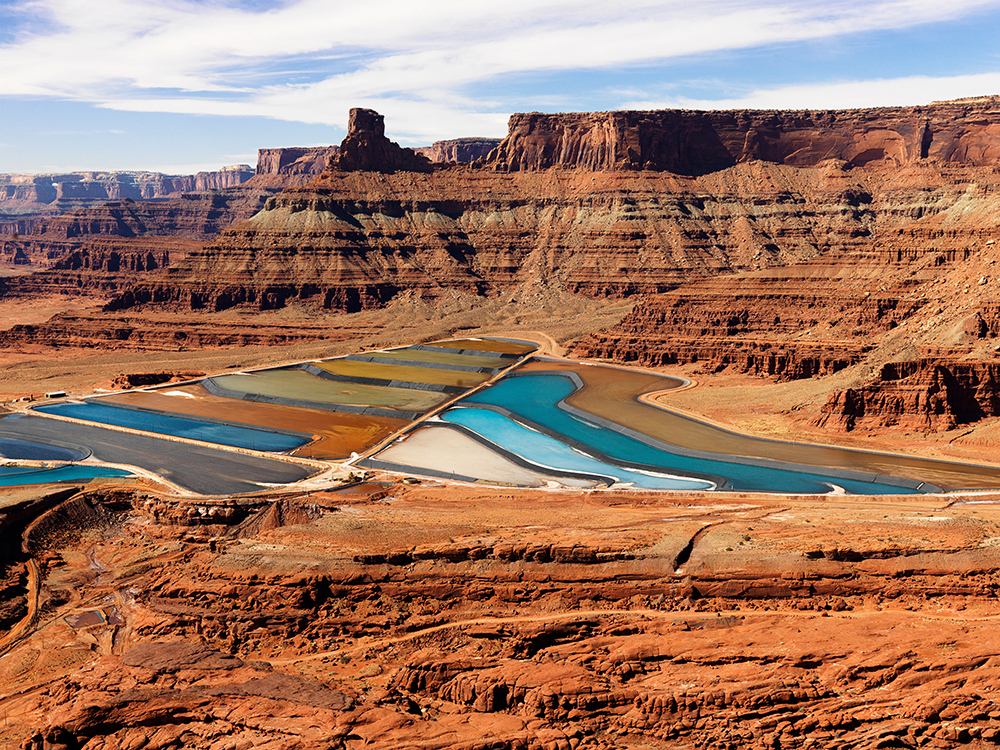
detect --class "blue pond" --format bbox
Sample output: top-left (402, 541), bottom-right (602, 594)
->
top-left (35, 402), bottom-right (308, 453)
top-left (0, 437), bottom-right (88, 462)
top-left (459, 373), bottom-right (921, 495)
top-left (442, 408), bottom-right (715, 490)
top-left (0, 465), bottom-right (134, 488)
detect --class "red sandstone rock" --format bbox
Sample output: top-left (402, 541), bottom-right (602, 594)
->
top-left (485, 99), bottom-right (1000, 174)
top-left (329, 108), bottom-right (433, 174)
top-left (415, 138), bottom-right (502, 163)
top-left (816, 360), bottom-right (1000, 432)
top-left (255, 145), bottom-right (339, 177)
top-left (5, 485), bottom-right (1000, 750)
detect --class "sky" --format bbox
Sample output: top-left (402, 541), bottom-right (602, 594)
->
top-left (1, 0), bottom-right (999, 174)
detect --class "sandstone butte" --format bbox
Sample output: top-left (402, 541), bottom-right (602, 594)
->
top-left (1, 101), bottom-right (1000, 750)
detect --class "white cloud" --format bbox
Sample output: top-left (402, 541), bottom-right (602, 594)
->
top-left (619, 72), bottom-right (1000, 111)
top-left (3, 0), bottom-right (1000, 139)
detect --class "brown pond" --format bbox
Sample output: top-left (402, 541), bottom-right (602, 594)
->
top-left (520, 360), bottom-right (1000, 490)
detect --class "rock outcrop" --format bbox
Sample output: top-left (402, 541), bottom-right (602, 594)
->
top-left (816, 360), bottom-right (1000, 431)
top-left (0, 166), bottom-right (256, 236)
top-left (486, 99), bottom-right (1000, 174)
top-left (328, 108), bottom-right (433, 173)
top-left (0, 237), bottom-right (200, 299)
top-left (415, 137), bottom-right (502, 163)
top-left (254, 146), bottom-right (339, 179)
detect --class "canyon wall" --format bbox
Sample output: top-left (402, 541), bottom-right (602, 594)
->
top-left (0, 165), bottom-right (254, 216)
top-left (3, 185), bottom-right (288, 270)
top-left (108, 103), bottom-right (1000, 325)
top-left (815, 360), bottom-right (1000, 432)
top-left (415, 137), bottom-right (502, 163)
top-left (486, 98), bottom-right (1000, 174)
top-left (255, 146), bottom-right (338, 179)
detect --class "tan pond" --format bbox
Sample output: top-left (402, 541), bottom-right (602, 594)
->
top-left (209, 370), bottom-right (450, 413)
top-left (313, 359), bottom-right (492, 388)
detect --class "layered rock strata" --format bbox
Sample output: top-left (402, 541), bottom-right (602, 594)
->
top-left (0, 166), bottom-right (256, 235)
top-left (109, 157), bottom-right (899, 313)
top-left (816, 360), bottom-right (1000, 431)
top-left (578, 165), bottom-right (1000, 390)
top-left (415, 137), bottom-right (502, 163)
top-left (0, 237), bottom-right (199, 298)
top-left (5, 484), bottom-right (1000, 749)
top-left (4, 186), bottom-right (283, 269)
top-left (255, 146), bottom-right (338, 178)
top-left (487, 98), bottom-right (1000, 174)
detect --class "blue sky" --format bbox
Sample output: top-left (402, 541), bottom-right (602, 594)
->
top-left (1, 0), bottom-right (999, 174)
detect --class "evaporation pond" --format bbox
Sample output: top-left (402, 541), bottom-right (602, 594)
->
top-left (35, 402), bottom-right (307, 452)
top-left (441, 408), bottom-right (713, 490)
top-left (463, 373), bottom-right (920, 495)
top-left (211, 370), bottom-right (449, 411)
top-left (362, 349), bottom-right (510, 369)
top-left (428, 339), bottom-right (538, 354)
top-left (0, 465), bottom-right (133, 487)
top-left (314, 359), bottom-right (491, 388)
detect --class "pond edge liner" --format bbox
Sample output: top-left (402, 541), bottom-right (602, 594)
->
top-left (464, 370), bottom-right (943, 494)
top-left (362, 421), bottom-right (616, 488)
top-left (345, 354), bottom-right (503, 373)
top-left (299, 364), bottom-right (466, 394)
top-left (201, 377), bottom-right (424, 421)
top-left (0, 427), bottom-right (93, 461)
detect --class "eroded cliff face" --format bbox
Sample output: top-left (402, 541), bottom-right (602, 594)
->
top-left (576, 162), bottom-right (1000, 426)
top-left (0, 237), bottom-right (200, 299)
top-left (254, 145), bottom-right (339, 184)
top-left (487, 99), bottom-right (1000, 174)
top-left (415, 137), bottom-right (502, 163)
top-left (5, 187), bottom-right (283, 270)
top-left (113, 152), bottom-right (910, 314)
top-left (0, 167), bottom-right (256, 236)
top-left (816, 360), bottom-right (1000, 432)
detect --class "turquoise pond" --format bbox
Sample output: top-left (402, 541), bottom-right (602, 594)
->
top-left (455, 373), bottom-right (923, 495)
top-left (34, 402), bottom-right (309, 453)
top-left (442, 408), bottom-right (715, 490)
top-left (0, 465), bottom-right (134, 487)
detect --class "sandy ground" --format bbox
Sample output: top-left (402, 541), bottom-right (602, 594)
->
top-left (0, 294), bottom-right (109, 328)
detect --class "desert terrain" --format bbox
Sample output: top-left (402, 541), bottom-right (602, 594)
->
top-left (2, 101), bottom-right (1000, 749)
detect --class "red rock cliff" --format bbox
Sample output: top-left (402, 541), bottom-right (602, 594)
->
top-left (415, 138), bottom-right (502, 163)
top-left (329, 108), bottom-right (433, 173)
top-left (486, 99), bottom-right (1000, 174)
top-left (255, 146), bottom-right (338, 177)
